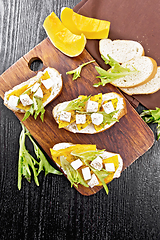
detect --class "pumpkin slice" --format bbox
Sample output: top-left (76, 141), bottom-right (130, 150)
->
top-left (61, 7), bottom-right (110, 39)
top-left (50, 144), bottom-right (97, 166)
top-left (97, 155), bottom-right (119, 185)
top-left (58, 110), bottom-right (76, 129)
top-left (94, 97), bottom-right (118, 132)
top-left (43, 11), bottom-right (86, 57)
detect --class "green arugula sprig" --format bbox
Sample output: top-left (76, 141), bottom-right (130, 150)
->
top-left (140, 107), bottom-right (160, 140)
top-left (66, 60), bottom-right (95, 80)
top-left (63, 95), bottom-right (90, 112)
top-left (22, 96), bottom-right (45, 122)
top-left (60, 156), bottom-right (89, 188)
top-left (93, 54), bottom-right (138, 87)
top-left (71, 150), bottom-right (110, 194)
top-left (18, 124), bottom-right (62, 190)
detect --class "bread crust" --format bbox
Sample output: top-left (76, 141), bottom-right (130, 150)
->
top-left (111, 56), bottom-right (157, 88)
top-left (52, 92), bottom-right (127, 134)
top-left (4, 67), bottom-right (63, 113)
top-left (120, 66), bottom-right (160, 95)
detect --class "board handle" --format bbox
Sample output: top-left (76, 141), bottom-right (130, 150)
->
top-left (28, 57), bottom-right (45, 72)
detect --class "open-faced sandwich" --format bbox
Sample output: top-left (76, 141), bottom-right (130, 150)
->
top-left (50, 142), bottom-right (123, 194)
top-left (52, 92), bottom-right (127, 134)
top-left (4, 67), bottom-right (63, 121)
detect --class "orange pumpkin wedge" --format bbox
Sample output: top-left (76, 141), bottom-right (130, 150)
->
top-left (61, 7), bottom-right (110, 39)
top-left (43, 11), bottom-right (86, 57)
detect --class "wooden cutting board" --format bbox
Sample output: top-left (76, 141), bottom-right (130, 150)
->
top-left (0, 38), bottom-right (155, 195)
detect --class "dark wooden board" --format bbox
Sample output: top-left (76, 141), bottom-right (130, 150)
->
top-left (0, 38), bottom-right (154, 195)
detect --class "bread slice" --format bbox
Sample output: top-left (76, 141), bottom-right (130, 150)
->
top-left (99, 39), bottom-right (144, 63)
top-left (4, 67), bottom-right (63, 113)
top-left (52, 92), bottom-right (127, 134)
top-left (111, 56), bottom-right (157, 88)
top-left (51, 142), bottom-right (123, 191)
top-left (119, 66), bottom-right (160, 95)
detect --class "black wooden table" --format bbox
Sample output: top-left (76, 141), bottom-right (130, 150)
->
top-left (0, 1), bottom-right (160, 239)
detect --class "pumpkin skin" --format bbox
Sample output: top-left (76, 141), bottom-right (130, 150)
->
top-left (61, 7), bottom-right (110, 39)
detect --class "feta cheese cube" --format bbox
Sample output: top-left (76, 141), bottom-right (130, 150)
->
top-left (42, 78), bottom-right (54, 89)
top-left (86, 100), bottom-right (99, 112)
top-left (8, 95), bottom-right (19, 107)
top-left (90, 156), bottom-right (103, 171)
top-left (88, 174), bottom-right (99, 188)
top-left (91, 113), bottom-right (103, 126)
top-left (105, 163), bottom-right (115, 172)
top-left (59, 111), bottom-right (71, 122)
top-left (20, 94), bottom-right (33, 106)
top-left (102, 101), bottom-right (115, 114)
top-left (34, 87), bottom-right (43, 99)
top-left (81, 167), bottom-right (91, 181)
top-left (71, 158), bottom-right (83, 170)
top-left (76, 114), bottom-right (86, 124)
top-left (31, 82), bottom-right (40, 92)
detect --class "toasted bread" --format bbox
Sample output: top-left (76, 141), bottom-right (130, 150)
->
top-left (50, 142), bottom-right (123, 193)
top-left (4, 67), bottom-right (63, 116)
top-left (52, 92), bottom-right (127, 134)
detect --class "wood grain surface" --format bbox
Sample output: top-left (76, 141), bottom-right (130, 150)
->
top-left (0, 37), bottom-right (154, 196)
top-left (0, 0), bottom-right (160, 239)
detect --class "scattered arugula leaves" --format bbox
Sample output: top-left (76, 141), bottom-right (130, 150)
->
top-left (93, 54), bottom-right (138, 87)
top-left (18, 124), bottom-right (62, 190)
top-left (140, 107), bottom-right (160, 140)
top-left (66, 60), bottom-right (95, 80)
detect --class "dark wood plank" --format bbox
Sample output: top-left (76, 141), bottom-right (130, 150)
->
top-left (0, 37), bottom-right (154, 195)
top-left (1, 1), bottom-right (160, 239)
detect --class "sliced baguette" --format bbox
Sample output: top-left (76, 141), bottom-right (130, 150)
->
top-left (4, 67), bottom-right (63, 113)
top-left (51, 142), bottom-right (123, 190)
top-left (120, 66), bottom-right (160, 95)
top-left (99, 39), bottom-right (144, 63)
top-left (111, 56), bottom-right (157, 88)
top-left (52, 92), bottom-right (127, 134)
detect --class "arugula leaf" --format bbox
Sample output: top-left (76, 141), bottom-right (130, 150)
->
top-left (71, 150), bottom-right (110, 194)
top-left (26, 129), bottom-right (62, 176)
top-left (63, 95), bottom-right (90, 112)
top-left (33, 97), bottom-right (45, 121)
top-left (18, 124), bottom-right (39, 190)
top-left (94, 54), bottom-right (138, 87)
top-left (60, 156), bottom-right (89, 188)
top-left (66, 60), bottom-right (95, 80)
top-left (71, 150), bottom-right (105, 163)
top-left (18, 124), bottom-right (62, 190)
top-left (99, 110), bottom-right (119, 126)
top-left (140, 107), bottom-right (160, 140)
top-left (91, 168), bottom-right (109, 194)
top-left (22, 96), bottom-right (45, 122)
